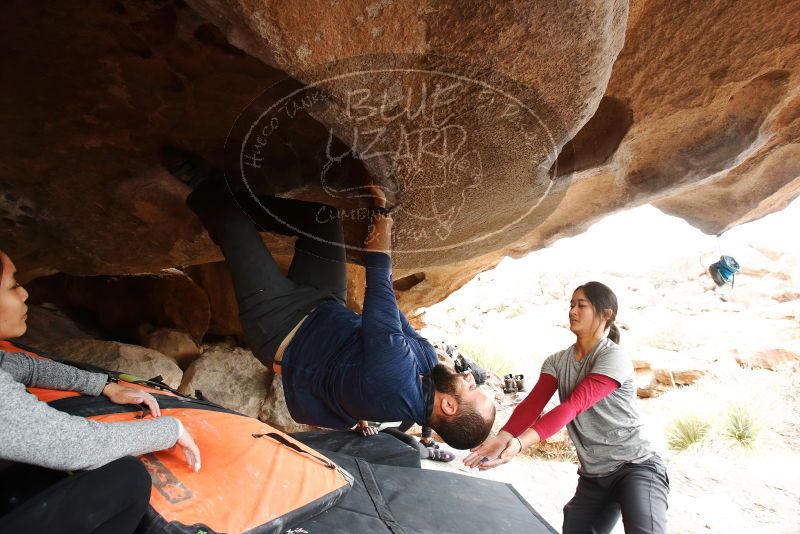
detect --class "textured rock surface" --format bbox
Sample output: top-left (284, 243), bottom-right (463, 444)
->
top-left (394, 0), bottom-right (800, 311)
top-left (51, 339), bottom-right (183, 389)
top-left (178, 345), bottom-right (268, 418)
top-left (735, 348), bottom-right (800, 371)
top-left (185, 262), bottom-right (245, 338)
top-left (189, 0), bottom-right (628, 266)
top-left (259, 374), bottom-right (319, 433)
top-left (2, 0), bottom-right (799, 314)
top-left (139, 326), bottom-right (202, 369)
top-left (650, 368), bottom-right (707, 387)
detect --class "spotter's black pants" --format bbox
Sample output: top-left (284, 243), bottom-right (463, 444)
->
top-left (562, 455), bottom-right (670, 534)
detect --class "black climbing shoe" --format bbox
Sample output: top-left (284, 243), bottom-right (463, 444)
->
top-left (159, 146), bottom-right (221, 190)
top-left (428, 448), bottom-right (455, 463)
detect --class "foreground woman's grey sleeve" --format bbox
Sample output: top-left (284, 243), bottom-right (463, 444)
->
top-left (0, 370), bottom-right (181, 471)
top-left (0, 350), bottom-right (107, 396)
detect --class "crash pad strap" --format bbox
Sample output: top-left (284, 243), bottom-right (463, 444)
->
top-left (252, 433), bottom-right (337, 470)
top-left (48, 394), bottom-right (238, 418)
top-left (355, 458), bottom-right (407, 534)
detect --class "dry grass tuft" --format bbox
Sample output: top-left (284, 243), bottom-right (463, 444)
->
top-left (456, 338), bottom-right (514, 377)
top-left (667, 416), bottom-right (711, 451)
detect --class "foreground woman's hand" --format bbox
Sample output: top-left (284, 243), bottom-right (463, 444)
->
top-left (463, 430), bottom-right (513, 468)
top-left (102, 382), bottom-right (161, 417)
top-left (176, 423), bottom-right (202, 472)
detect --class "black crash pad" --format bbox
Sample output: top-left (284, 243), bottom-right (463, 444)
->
top-left (292, 430), bottom-right (421, 468)
top-left (289, 451), bottom-right (558, 534)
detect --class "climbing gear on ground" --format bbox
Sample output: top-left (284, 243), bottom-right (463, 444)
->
top-left (420, 439), bottom-right (439, 450)
top-left (515, 374), bottom-right (526, 392)
top-left (504, 374), bottom-right (517, 394)
top-left (428, 448), bottom-right (455, 463)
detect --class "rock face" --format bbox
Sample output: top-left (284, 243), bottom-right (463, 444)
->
top-left (653, 369), bottom-right (707, 387)
top-left (185, 262), bottom-right (245, 338)
top-left (1, 1), bottom-right (799, 314)
top-left (259, 375), bottom-right (319, 433)
top-left (736, 349), bottom-right (800, 371)
top-left (16, 303), bottom-right (105, 352)
top-left (26, 269), bottom-right (211, 341)
top-left (139, 327), bottom-right (202, 369)
top-left (178, 345), bottom-right (269, 418)
top-left (51, 339), bottom-right (183, 389)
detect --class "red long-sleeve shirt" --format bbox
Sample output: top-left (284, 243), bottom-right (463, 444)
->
top-left (501, 373), bottom-right (619, 440)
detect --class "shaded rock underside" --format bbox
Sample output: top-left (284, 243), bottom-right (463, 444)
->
top-left (1, 0), bottom-right (798, 315)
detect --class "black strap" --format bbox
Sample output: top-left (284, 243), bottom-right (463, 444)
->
top-left (252, 433), bottom-right (337, 470)
top-left (49, 394), bottom-right (239, 418)
top-left (12, 341), bottom-right (227, 412)
top-left (355, 458), bottom-right (406, 534)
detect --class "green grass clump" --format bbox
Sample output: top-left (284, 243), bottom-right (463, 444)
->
top-left (667, 416), bottom-right (711, 451)
top-left (455, 339), bottom-right (513, 377)
top-left (726, 406), bottom-right (759, 449)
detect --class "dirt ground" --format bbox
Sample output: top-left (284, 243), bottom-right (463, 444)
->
top-left (419, 202), bottom-right (800, 533)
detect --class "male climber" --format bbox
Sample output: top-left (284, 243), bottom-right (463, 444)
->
top-left (161, 148), bottom-right (495, 449)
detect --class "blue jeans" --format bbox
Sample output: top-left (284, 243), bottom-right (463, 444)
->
top-left (563, 455), bottom-right (669, 534)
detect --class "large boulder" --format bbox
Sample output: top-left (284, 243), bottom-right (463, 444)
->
top-left (2, 1), bottom-right (624, 276)
top-left (184, 262), bottom-right (244, 338)
top-left (259, 375), bottom-right (319, 433)
top-left (178, 345), bottom-right (268, 418)
top-left (50, 339), bottom-right (183, 389)
top-left (1, 1), bottom-right (798, 315)
top-left (139, 326), bottom-right (202, 369)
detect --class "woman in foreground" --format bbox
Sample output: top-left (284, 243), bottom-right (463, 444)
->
top-left (465, 282), bottom-right (669, 534)
top-left (0, 249), bottom-right (201, 534)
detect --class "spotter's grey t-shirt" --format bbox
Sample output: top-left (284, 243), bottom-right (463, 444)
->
top-left (541, 338), bottom-right (654, 476)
